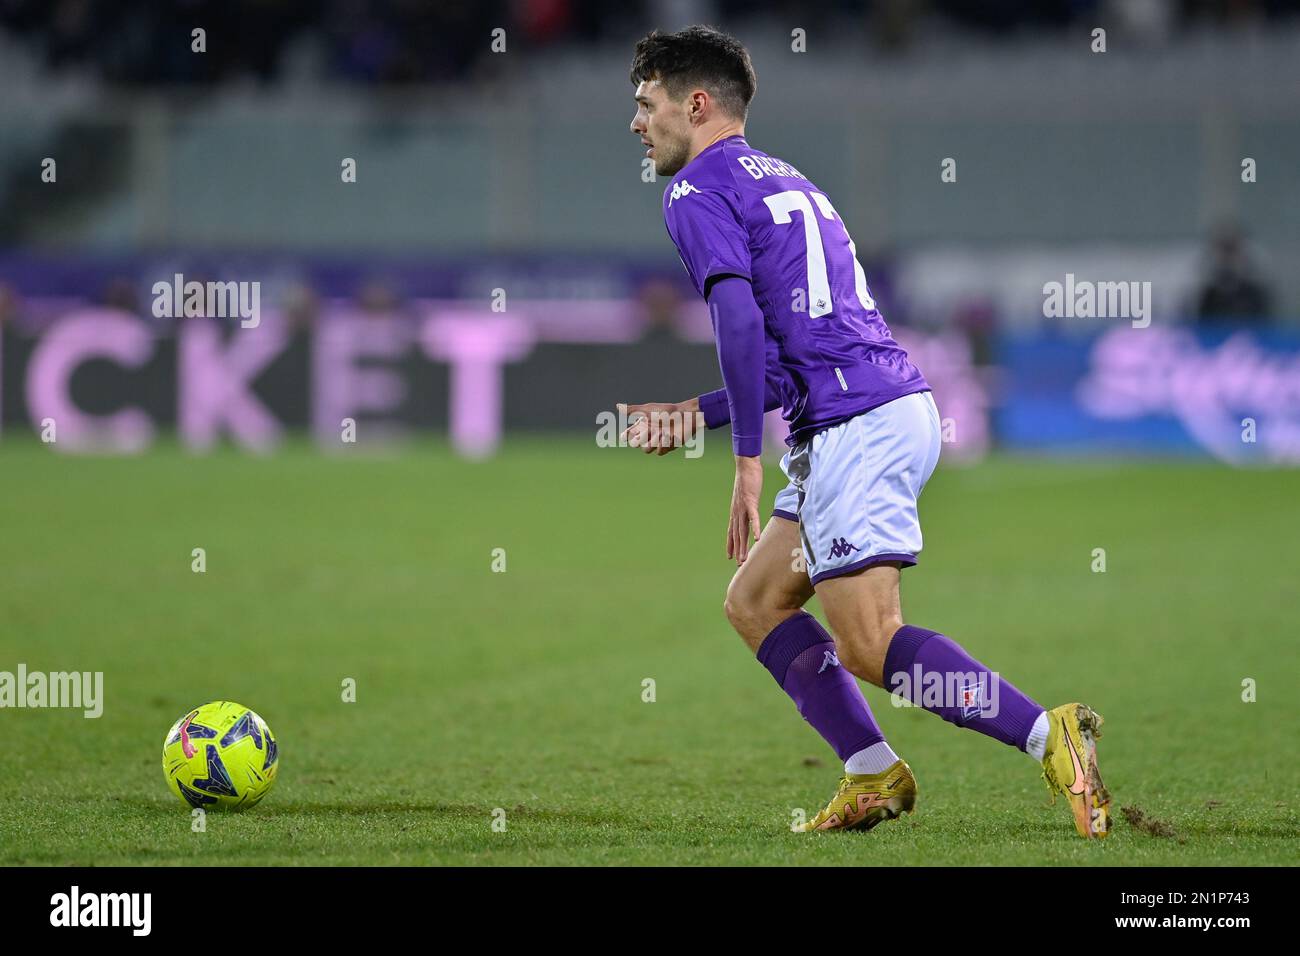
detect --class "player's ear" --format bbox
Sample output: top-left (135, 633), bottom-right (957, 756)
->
top-left (688, 89), bottom-right (709, 122)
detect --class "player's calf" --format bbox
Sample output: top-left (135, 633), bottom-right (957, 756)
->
top-left (813, 564), bottom-right (906, 685)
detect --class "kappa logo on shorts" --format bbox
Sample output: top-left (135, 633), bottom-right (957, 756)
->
top-left (825, 538), bottom-right (861, 560)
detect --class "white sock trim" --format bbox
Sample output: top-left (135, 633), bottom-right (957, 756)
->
top-left (844, 740), bottom-right (900, 775)
top-left (1025, 710), bottom-right (1049, 763)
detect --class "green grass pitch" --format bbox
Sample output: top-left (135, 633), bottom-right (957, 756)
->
top-left (0, 438), bottom-right (1295, 865)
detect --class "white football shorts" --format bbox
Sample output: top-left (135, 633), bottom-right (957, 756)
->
top-left (772, 390), bottom-right (941, 584)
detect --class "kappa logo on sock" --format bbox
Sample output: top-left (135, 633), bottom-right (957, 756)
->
top-left (817, 650), bottom-right (840, 674)
top-left (825, 538), bottom-right (860, 560)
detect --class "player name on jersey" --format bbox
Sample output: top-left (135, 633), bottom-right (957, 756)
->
top-left (735, 153), bottom-right (808, 181)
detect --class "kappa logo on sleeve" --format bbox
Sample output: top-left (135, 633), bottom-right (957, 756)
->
top-left (668, 179), bottom-right (700, 206)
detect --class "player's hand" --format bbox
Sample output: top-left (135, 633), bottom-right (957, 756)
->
top-left (727, 455), bottom-right (763, 565)
top-left (617, 399), bottom-right (700, 455)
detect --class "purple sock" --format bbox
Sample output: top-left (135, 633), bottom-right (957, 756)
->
top-left (883, 625), bottom-right (1043, 752)
top-left (756, 612), bottom-right (886, 761)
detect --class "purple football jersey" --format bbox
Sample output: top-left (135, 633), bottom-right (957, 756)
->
top-left (663, 135), bottom-right (929, 446)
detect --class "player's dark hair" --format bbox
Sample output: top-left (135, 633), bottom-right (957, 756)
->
top-left (629, 25), bottom-right (756, 120)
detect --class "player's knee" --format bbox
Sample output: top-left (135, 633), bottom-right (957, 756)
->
top-left (723, 577), bottom-right (767, 641)
top-left (722, 587), bottom-right (752, 635)
top-left (725, 576), bottom-right (805, 652)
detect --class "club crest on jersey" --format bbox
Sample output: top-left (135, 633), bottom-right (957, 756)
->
top-left (668, 179), bottom-right (699, 206)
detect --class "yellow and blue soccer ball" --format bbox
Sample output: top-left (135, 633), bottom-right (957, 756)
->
top-left (162, 701), bottom-right (279, 810)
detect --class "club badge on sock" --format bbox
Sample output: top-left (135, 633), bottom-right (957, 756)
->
top-left (958, 681), bottom-right (984, 721)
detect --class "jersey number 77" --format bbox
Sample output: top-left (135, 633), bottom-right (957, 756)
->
top-left (763, 189), bottom-right (877, 318)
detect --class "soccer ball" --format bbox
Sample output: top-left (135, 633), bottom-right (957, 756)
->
top-left (162, 701), bottom-right (279, 810)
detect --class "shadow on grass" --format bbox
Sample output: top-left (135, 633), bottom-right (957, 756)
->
top-left (113, 796), bottom-right (641, 829)
top-left (106, 796), bottom-right (1300, 843)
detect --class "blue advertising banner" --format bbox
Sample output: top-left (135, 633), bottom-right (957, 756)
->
top-left (999, 326), bottom-right (1300, 464)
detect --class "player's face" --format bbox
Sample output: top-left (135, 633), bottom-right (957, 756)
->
top-left (631, 80), bottom-right (691, 177)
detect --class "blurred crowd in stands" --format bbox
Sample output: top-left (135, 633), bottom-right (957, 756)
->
top-left (1, 0), bottom-right (1298, 87)
top-left (0, 1), bottom-right (1289, 332)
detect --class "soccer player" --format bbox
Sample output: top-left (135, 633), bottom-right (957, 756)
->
top-left (621, 26), bottom-right (1110, 836)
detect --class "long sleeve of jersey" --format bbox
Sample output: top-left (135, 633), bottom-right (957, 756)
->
top-left (699, 334), bottom-right (787, 432)
top-left (661, 177), bottom-right (775, 455)
top-left (705, 276), bottom-right (766, 457)
top-left (699, 380), bottom-right (785, 430)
